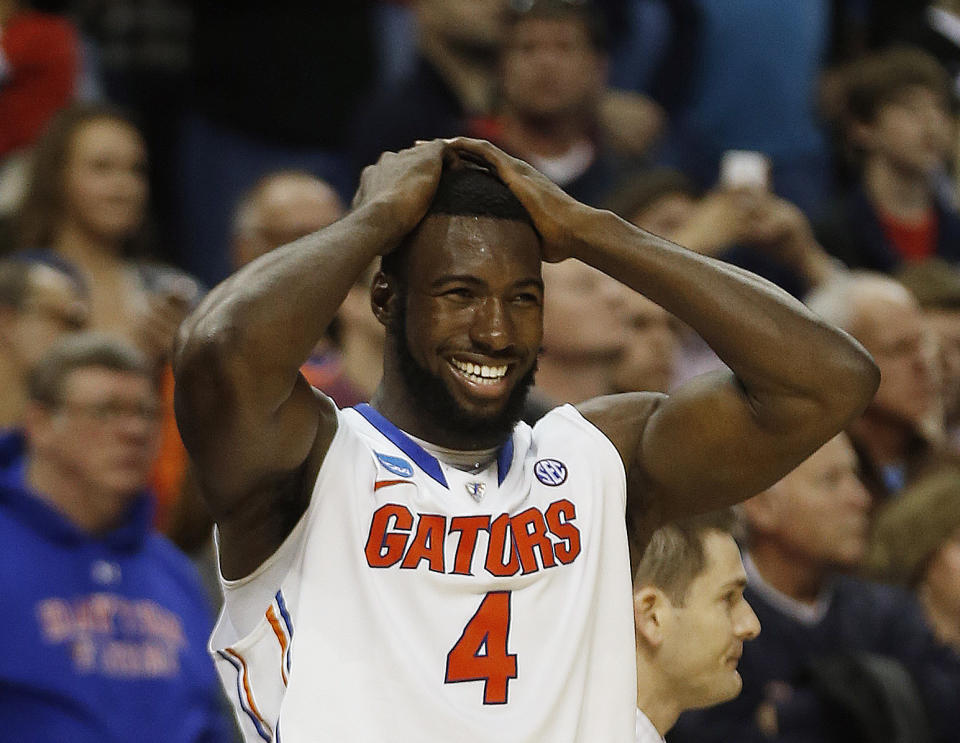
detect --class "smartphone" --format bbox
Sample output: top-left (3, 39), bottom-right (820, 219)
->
top-left (719, 150), bottom-right (771, 190)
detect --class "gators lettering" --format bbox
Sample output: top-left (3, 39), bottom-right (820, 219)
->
top-left (364, 500), bottom-right (581, 575)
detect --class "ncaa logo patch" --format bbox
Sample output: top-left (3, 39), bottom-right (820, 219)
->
top-left (534, 458), bottom-right (568, 486)
top-left (376, 452), bottom-right (414, 478)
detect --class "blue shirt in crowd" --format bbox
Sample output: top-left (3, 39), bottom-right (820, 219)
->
top-left (0, 430), bottom-right (231, 743)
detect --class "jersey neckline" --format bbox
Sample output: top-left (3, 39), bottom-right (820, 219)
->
top-left (353, 403), bottom-right (514, 489)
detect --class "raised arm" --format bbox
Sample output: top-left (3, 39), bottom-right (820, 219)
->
top-left (173, 141), bottom-right (448, 577)
top-left (451, 138), bottom-right (879, 527)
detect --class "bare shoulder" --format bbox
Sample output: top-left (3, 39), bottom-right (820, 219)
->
top-left (575, 391), bottom-right (666, 471)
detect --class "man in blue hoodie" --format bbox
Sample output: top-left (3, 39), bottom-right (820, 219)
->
top-left (0, 332), bottom-right (231, 742)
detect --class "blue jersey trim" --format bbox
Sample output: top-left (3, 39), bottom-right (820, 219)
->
top-left (497, 437), bottom-right (514, 486)
top-left (275, 590), bottom-right (293, 673)
top-left (354, 404), bottom-right (449, 488)
top-left (217, 650), bottom-right (272, 742)
top-left (353, 404), bottom-right (515, 489)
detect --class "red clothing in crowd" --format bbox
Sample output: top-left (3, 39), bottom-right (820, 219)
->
top-left (0, 10), bottom-right (78, 156)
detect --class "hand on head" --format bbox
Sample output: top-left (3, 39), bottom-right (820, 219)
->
top-left (443, 136), bottom-right (584, 264)
top-left (351, 139), bottom-right (451, 247)
top-left (354, 137), bottom-right (584, 264)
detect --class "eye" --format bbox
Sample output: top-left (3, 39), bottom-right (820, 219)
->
top-left (722, 590), bottom-right (742, 608)
top-left (512, 292), bottom-right (541, 306)
top-left (444, 287), bottom-right (474, 299)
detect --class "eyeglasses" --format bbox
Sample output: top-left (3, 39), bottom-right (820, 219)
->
top-left (55, 400), bottom-right (162, 424)
top-left (22, 300), bottom-right (88, 331)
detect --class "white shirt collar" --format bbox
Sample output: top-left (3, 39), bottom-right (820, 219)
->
top-left (742, 552), bottom-right (835, 625)
top-left (635, 707), bottom-right (666, 743)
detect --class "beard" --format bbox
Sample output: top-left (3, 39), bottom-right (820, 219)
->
top-left (390, 297), bottom-right (536, 445)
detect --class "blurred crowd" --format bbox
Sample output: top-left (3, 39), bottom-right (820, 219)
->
top-left (3, 0), bottom-right (960, 741)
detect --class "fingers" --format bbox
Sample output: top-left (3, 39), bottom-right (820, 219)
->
top-left (442, 137), bottom-right (509, 172)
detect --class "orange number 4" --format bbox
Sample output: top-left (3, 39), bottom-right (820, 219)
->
top-left (445, 591), bottom-right (518, 704)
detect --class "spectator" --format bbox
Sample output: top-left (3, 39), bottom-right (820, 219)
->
top-left (609, 288), bottom-right (679, 395)
top-left (806, 271), bottom-right (950, 500)
top-left (896, 257), bottom-right (960, 450)
top-left (867, 465), bottom-right (960, 654)
top-left (0, 252), bottom-right (88, 428)
top-left (352, 0), bottom-right (662, 186)
top-left (69, 0), bottom-right (193, 262)
top-left (817, 47), bottom-right (960, 273)
top-left (0, 0), bottom-right (78, 159)
top-left (15, 103), bottom-right (200, 367)
top-left (231, 170), bottom-right (345, 269)
top-left (474, 0), bottom-right (660, 205)
top-left (16, 102), bottom-right (203, 529)
top-left (0, 0), bottom-right (78, 222)
top-left (606, 168), bottom-right (842, 299)
top-left (0, 332), bottom-right (230, 742)
top-left (537, 258), bottom-right (626, 403)
top-left (632, 509), bottom-right (760, 741)
top-left (672, 434), bottom-right (960, 743)
top-left (607, 168), bottom-right (842, 389)
top-left (230, 169), bottom-right (367, 409)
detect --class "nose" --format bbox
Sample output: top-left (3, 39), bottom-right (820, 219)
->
top-left (115, 407), bottom-right (159, 443)
top-left (736, 600), bottom-right (761, 641)
top-left (842, 473), bottom-right (872, 512)
top-left (469, 297), bottom-right (514, 353)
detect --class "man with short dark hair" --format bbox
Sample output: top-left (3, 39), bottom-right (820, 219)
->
top-left (817, 47), bottom-right (960, 272)
top-left (0, 332), bottom-right (230, 742)
top-left (174, 138), bottom-right (878, 742)
top-left (477, 0), bottom-right (648, 205)
top-left (633, 510), bottom-right (760, 742)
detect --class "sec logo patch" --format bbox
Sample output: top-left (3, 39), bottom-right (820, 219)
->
top-left (534, 459), bottom-right (568, 486)
top-left (376, 452), bottom-right (414, 478)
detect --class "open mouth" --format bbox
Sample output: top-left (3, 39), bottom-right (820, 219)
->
top-left (449, 358), bottom-right (509, 386)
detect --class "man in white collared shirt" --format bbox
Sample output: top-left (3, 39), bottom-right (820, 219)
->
top-left (632, 509), bottom-right (761, 742)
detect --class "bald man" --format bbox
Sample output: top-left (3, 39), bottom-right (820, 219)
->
top-left (231, 170), bottom-right (345, 269)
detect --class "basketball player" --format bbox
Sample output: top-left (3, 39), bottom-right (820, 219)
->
top-left (173, 138), bottom-right (879, 742)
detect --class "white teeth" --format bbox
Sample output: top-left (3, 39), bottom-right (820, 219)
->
top-left (451, 359), bottom-right (508, 381)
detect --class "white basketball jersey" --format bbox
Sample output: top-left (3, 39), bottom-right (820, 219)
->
top-left (211, 402), bottom-right (637, 742)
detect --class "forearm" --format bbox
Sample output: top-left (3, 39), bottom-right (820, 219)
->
top-left (567, 207), bottom-right (875, 416)
top-left (177, 203), bottom-right (395, 395)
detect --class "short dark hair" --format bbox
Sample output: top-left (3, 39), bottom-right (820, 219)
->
top-left (380, 163), bottom-right (536, 283)
top-left (633, 509), bottom-right (739, 606)
top-left (506, 0), bottom-right (610, 53)
top-left (0, 252), bottom-right (88, 310)
top-left (843, 46), bottom-right (952, 125)
top-left (27, 332), bottom-right (155, 407)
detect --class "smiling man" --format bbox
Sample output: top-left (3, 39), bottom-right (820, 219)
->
top-left (173, 138), bottom-right (878, 742)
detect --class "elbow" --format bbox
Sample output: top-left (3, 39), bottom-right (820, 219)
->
top-left (173, 310), bottom-right (241, 399)
top-left (825, 334), bottom-right (880, 422)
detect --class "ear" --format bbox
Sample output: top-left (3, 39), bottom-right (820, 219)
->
top-left (21, 400), bottom-right (56, 450)
top-left (370, 271), bottom-right (398, 329)
top-left (742, 487), bottom-right (781, 535)
top-left (634, 586), bottom-right (670, 648)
